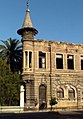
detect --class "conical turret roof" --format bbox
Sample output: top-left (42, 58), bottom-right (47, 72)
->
top-left (22, 8), bottom-right (33, 28)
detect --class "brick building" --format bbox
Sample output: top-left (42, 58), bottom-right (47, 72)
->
top-left (17, 2), bottom-right (83, 110)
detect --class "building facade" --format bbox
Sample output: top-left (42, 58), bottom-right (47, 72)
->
top-left (17, 3), bottom-right (83, 110)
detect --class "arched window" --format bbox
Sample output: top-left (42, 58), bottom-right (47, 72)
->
top-left (68, 88), bottom-right (75, 99)
top-left (39, 84), bottom-right (47, 109)
top-left (57, 88), bottom-right (64, 98)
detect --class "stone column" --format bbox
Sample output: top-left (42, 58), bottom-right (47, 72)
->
top-left (64, 53), bottom-right (67, 69)
top-left (20, 85), bottom-right (25, 108)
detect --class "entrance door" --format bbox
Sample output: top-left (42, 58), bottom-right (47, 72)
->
top-left (39, 84), bottom-right (47, 110)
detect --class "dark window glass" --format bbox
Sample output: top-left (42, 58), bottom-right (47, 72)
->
top-left (56, 54), bottom-right (63, 69)
top-left (67, 55), bottom-right (74, 69)
top-left (81, 56), bottom-right (83, 70)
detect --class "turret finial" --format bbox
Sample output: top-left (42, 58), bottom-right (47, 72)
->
top-left (26, 0), bottom-right (30, 11)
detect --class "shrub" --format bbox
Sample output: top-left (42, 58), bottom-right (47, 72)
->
top-left (49, 97), bottom-right (58, 111)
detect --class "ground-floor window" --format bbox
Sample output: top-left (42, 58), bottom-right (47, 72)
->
top-left (57, 88), bottom-right (64, 98)
top-left (68, 88), bottom-right (75, 99)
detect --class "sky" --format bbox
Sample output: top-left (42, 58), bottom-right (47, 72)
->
top-left (0, 0), bottom-right (83, 44)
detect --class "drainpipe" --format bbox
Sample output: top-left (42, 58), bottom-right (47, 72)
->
top-left (32, 39), bottom-right (35, 107)
top-left (77, 88), bottom-right (78, 109)
top-left (32, 39), bottom-right (35, 73)
top-left (49, 42), bottom-right (52, 100)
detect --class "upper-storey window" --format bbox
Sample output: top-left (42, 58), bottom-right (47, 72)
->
top-left (29, 51), bottom-right (32, 68)
top-left (67, 55), bottom-right (74, 70)
top-left (25, 51), bottom-right (28, 67)
top-left (25, 51), bottom-right (32, 68)
top-left (56, 54), bottom-right (63, 69)
top-left (81, 56), bottom-right (83, 70)
top-left (39, 51), bottom-right (46, 68)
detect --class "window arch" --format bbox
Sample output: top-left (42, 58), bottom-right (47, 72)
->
top-left (57, 88), bottom-right (64, 98)
top-left (68, 88), bottom-right (75, 99)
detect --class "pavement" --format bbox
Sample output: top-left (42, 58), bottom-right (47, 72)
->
top-left (0, 111), bottom-right (83, 119)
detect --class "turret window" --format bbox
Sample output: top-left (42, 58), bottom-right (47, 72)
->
top-left (25, 51), bottom-right (32, 68)
top-left (25, 51), bottom-right (28, 67)
top-left (29, 51), bottom-right (32, 68)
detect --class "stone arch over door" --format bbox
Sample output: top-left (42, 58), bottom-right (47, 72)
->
top-left (39, 84), bottom-right (47, 110)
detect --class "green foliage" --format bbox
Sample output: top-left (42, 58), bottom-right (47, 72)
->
top-left (50, 97), bottom-right (58, 106)
top-left (49, 97), bottom-right (58, 111)
top-left (0, 38), bottom-right (22, 73)
top-left (0, 59), bottom-right (9, 77)
top-left (0, 58), bottom-right (22, 106)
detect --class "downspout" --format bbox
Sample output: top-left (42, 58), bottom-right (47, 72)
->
top-left (49, 42), bottom-right (52, 100)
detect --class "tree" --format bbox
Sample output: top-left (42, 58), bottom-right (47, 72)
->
top-left (0, 38), bottom-right (22, 73)
top-left (49, 97), bottom-right (58, 111)
top-left (0, 58), bottom-right (22, 106)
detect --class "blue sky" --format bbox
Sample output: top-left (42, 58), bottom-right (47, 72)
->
top-left (0, 0), bottom-right (83, 44)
